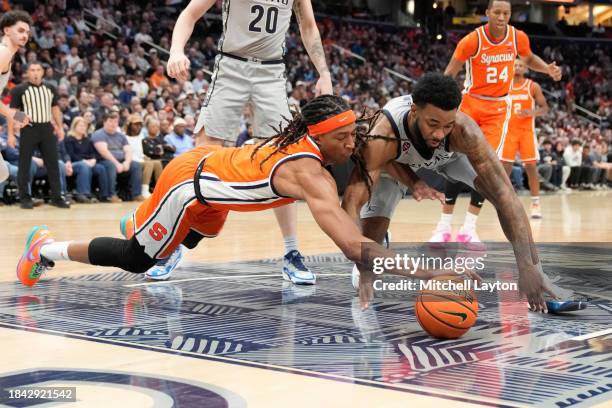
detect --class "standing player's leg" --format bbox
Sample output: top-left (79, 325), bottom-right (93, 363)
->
top-left (502, 129), bottom-right (542, 219)
top-left (251, 62), bottom-right (315, 285)
top-left (456, 96), bottom-right (510, 242)
top-left (194, 56), bottom-right (248, 147)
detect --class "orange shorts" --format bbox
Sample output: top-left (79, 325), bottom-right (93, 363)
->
top-left (132, 146), bottom-right (228, 259)
top-left (501, 128), bottom-right (539, 163)
top-left (459, 93), bottom-right (511, 157)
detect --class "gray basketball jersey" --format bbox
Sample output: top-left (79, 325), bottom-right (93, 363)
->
top-left (383, 95), bottom-right (456, 171)
top-left (218, 0), bottom-right (294, 60)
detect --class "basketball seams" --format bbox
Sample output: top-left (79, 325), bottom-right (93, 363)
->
top-left (419, 292), bottom-right (478, 317)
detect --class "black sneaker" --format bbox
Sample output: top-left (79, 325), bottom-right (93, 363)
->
top-left (50, 198), bottom-right (71, 209)
top-left (73, 194), bottom-right (91, 204)
top-left (20, 199), bottom-right (34, 209)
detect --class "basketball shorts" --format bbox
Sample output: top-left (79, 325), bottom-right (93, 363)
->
top-left (501, 128), bottom-right (539, 163)
top-left (460, 93), bottom-right (511, 158)
top-left (132, 147), bottom-right (228, 259)
top-left (362, 155), bottom-right (477, 219)
top-left (195, 55), bottom-right (291, 142)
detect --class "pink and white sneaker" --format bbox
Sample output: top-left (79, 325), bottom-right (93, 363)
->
top-left (455, 227), bottom-right (486, 251)
top-left (428, 224), bottom-right (452, 248)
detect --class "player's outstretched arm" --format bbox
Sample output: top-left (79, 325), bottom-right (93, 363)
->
top-left (522, 53), bottom-right (561, 82)
top-left (293, 0), bottom-right (332, 95)
top-left (168, 0), bottom-right (216, 80)
top-left (342, 164), bottom-right (381, 224)
top-left (444, 57), bottom-right (464, 79)
top-left (452, 113), bottom-right (556, 312)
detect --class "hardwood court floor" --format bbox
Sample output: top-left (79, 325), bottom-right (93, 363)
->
top-left (0, 190), bottom-right (610, 281)
top-left (0, 191), bottom-right (610, 407)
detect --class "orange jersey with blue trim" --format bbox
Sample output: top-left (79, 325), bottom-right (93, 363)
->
top-left (453, 25), bottom-right (531, 98)
top-left (197, 135), bottom-right (324, 211)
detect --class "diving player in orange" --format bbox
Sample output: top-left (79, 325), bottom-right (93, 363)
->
top-left (16, 96), bottom-right (450, 308)
top-left (430, 0), bottom-right (561, 245)
top-left (502, 58), bottom-right (549, 219)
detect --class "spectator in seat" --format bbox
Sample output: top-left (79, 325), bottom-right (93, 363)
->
top-left (164, 117), bottom-right (193, 157)
top-left (553, 141), bottom-right (571, 190)
top-left (65, 116), bottom-right (111, 203)
top-left (564, 139), bottom-right (583, 189)
top-left (91, 111), bottom-right (144, 202)
top-left (143, 117), bottom-right (175, 167)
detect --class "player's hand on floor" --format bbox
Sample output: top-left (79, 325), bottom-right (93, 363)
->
top-left (412, 180), bottom-right (445, 203)
top-left (167, 52), bottom-right (191, 81)
top-left (358, 265), bottom-right (374, 310)
top-left (518, 267), bottom-right (557, 313)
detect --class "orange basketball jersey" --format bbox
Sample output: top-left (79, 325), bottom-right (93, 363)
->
top-left (453, 25), bottom-right (531, 98)
top-left (197, 135), bottom-right (324, 212)
top-left (508, 78), bottom-right (536, 132)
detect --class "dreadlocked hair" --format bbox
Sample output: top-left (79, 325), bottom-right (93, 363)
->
top-left (251, 95), bottom-right (351, 166)
top-left (351, 109), bottom-right (397, 199)
top-left (250, 95), bottom-right (395, 198)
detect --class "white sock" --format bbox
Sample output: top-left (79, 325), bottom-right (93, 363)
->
top-left (531, 196), bottom-right (540, 204)
top-left (438, 213), bottom-right (453, 229)
top-left (40, 241), bottom-right (72, 261)
top-left (284, 236), bottom-right (298, 254)
top-left (462, 212), bottom-right (479, 231)
top-left (142, 185), bottom-right (151, 197)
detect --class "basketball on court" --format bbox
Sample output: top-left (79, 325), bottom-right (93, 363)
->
top-left (416, 275), bottom-right (479, 339)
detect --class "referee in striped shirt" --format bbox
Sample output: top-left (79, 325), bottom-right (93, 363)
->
top-left (9, 62), bottom-right (69, 208)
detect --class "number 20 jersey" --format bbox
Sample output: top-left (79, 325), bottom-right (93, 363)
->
top-left (218, 0), bottom-right (295, 61)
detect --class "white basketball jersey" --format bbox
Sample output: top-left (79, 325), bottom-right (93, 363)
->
top-left (383, 95), bottom-right (455, 171)
top-left (218, 0), bottom-right (294, 60)
top-left (0, 69), bottom-right (9, 95)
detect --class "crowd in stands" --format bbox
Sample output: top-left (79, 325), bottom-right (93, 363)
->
top-left (0, 0), bottom-right (610, 207)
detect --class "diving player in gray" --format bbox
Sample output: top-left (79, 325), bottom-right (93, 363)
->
top-left (0, 11), bottom-right (32, 182)
top-left (343, 73), bottom-right (585, 314)
top-left (165, 0), bottom-right (333, 284)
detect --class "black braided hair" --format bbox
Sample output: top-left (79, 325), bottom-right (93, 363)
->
top-left (251, 95), bottom-right (396, 197)
top-left (251, 94), bottom-right (351, 166)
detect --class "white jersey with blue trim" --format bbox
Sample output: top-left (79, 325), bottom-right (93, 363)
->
top-left (382, 95), bottom-right (456, 171)
top-left (218, 0), bottom-right (294, 61)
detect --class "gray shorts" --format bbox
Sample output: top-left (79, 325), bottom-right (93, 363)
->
top-left (361, 154), bottom-right (477, 219)
top-left (195, 55), bottom-right (291, 142)
top-left (360, 176), bottom-right (408, 219)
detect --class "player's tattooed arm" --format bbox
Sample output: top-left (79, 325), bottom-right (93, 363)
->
top-left (294, 0), bottom-right (331, 85)
top-left (450, 113), bottom-right (554, 311)
top-left (451, 113), bottom-right (540, 264)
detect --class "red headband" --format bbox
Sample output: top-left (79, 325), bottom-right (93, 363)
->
top-left (307, 110), bottom-right (356, 136)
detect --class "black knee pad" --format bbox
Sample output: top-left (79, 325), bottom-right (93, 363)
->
top-left (444, 181), bottom-right (464, 205)
top-left (89, 237), bottom-right (156, 273)
top-left (470, 190), bottom-right (485, 208)
top-left (182, 230), bottom-right (205, 250)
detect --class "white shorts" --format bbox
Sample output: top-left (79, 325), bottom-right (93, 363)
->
top-left (195, 55), bottom-right (291, 142)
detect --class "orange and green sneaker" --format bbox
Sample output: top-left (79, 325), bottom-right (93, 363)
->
top-left (119, 213), bottom-right (135, 240)
top-left (16, 226), bottom-right (55, 287)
